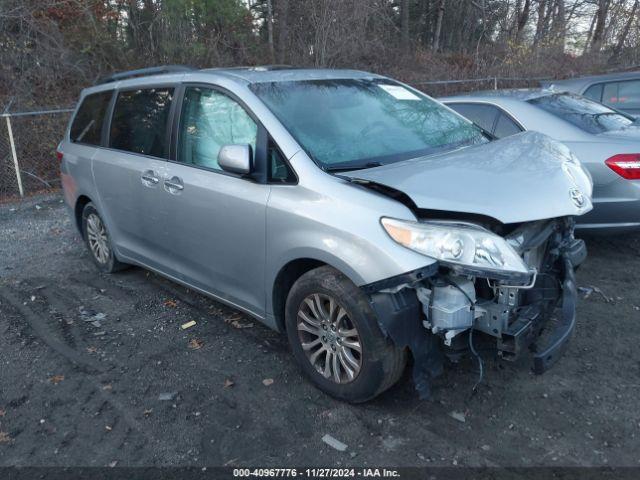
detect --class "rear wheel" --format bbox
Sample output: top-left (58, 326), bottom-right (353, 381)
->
top-left (81, 203), bottom-right (128, 273)
top-left (285, 266), bottom-right (406, 403)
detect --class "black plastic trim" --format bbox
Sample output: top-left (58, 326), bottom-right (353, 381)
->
top-left (360, 264), bottom-right (438, 294)
top-left (532, 256), bottom-right (577, 374)
top-left (96, 65), bottom-right (193, 85)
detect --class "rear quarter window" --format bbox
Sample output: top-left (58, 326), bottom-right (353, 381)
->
top-left (447, 103), bottom-right (499, 134)
top-left (70, 91), bottom-right (113, 145)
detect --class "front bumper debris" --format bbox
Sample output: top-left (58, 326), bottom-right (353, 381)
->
top-left (365, 217), bottom-right (585, 397)
top-left (531, 256), bottom-right (578, 374)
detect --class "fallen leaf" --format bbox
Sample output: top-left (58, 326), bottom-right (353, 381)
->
top-left (188, 338), bottom-right (204, 350)
top-left (230, 319), bottom-right (254, 329)
top-left (102, 384), bottom-right (112, 391)
top-left (262, 378), bottom-right (274, 386)
top-left (181, 320), bottom-right (196, 330)
top-left (223, 378), bottom-right (234, 388)
top-left (108, 460), bottom-right (118, 468)
top-left (0, 432), bottom-right (11, 443)
top-left (49, 375), bottom-right (65, 385)
top-left (322, 434), bottom-right (347, 451)
top-left (86, 346), bottom-right (98, 353)
top-left (105, 425), bottom-right (112, 431)
top-left (449, 411), bottom-right (466, 423)
top-left (164, 299), bottom-right (178, 308)
top-left (143, 409), bottom-right (153, 417)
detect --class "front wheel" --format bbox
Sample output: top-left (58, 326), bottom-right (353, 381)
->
top-left (285, 266), bottom-right (406, 403)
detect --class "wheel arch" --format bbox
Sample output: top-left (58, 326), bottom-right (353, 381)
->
top-left (271, 252), bottom-right (372, 334)
top-left (74, 195), bottom-right (93, 238)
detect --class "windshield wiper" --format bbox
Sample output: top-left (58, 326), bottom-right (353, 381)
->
top-left (324, 161), bottom-right (383, 173)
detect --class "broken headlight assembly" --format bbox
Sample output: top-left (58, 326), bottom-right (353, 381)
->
top-left (381, 217), bottom-right (532, 281)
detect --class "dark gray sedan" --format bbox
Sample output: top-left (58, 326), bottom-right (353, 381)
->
top-left (541, 70), bottom-right (640, 116)
top-left (441, 89), bottom-right (640, 233)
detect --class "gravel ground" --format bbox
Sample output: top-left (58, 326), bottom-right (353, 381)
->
top-left (1, 192), bottom-right (640, 468)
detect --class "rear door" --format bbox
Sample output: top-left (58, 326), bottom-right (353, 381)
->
top-left (92, 86), bottom-right (178, 275)
top-left (160, 85), bottom-right (271, 316)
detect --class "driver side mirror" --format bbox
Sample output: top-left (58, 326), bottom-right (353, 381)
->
top-left (218, 144), bottom-right (252, 175)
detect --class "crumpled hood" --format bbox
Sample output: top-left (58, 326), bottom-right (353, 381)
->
top-left (343, 131), bottom-right (593, 224)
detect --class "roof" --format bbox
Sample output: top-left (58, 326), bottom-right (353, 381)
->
top-left (93, 65), bottom-right (382, 89)
top-left (200, 66), bottom-right (381, 83)
top-left (541, 70), bottom-right (640, 91)
top-left (439, 88), bottom-right (558, 103)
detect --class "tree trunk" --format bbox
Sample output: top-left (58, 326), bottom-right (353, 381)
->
top-left (590, 0), bottom-right (610, 53)
top-left (432, 0), bottom-right (445, 51)
top-left (613, 0), bottom-right (639, 57)
top-left (275, 0), bottom-right (289, 64)
top-left (514, 0), bottom-right (531, 44)
top-left (401, 0), bottom-right (410, 51)
top-left (533, 0), bottom-right (547, 48)
top-left (582, 9), bottom-right (597, 55)
top-left (553, 0), bottom-right (566, 52)
top-left (266, 0), bottom-right (275, 63)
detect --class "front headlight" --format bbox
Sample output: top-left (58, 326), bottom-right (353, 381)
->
top-left (381, 217), bottom-right (530, 278)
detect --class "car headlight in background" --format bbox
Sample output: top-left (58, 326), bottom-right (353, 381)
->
top-left (381, 217), bottom-right (530, 278)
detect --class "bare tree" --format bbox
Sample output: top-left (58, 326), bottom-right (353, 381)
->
top-left (432, 0), bottom-right (445, 51)
top-left (590, 0), bottom-right (610, 52)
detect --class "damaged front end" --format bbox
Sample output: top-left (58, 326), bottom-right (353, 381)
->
top-left (364, 216), bottom-right (586, 398)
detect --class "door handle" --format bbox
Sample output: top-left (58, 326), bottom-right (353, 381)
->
top-left (141, 170), bottom-right (160, 187)
top-left (164, 176), bottom-right (184, 194)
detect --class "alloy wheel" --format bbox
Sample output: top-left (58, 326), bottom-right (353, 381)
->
top-left (297, 293), bottom-right (362, 384)
top-left (86, 213), bottom-right (110, 264)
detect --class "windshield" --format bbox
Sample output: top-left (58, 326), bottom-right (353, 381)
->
top-left (528, 93), bottom-right (635, 134)
top-left (250, 79), bottom-right (487, 170)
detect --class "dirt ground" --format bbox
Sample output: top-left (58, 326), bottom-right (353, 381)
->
top-left (1, 193), bottom-right (639, 468)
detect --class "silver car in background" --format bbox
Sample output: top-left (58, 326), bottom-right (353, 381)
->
top-left (59, 67), bottom-right (591, 402)
top-left (541, 70), bottom-right (640, 116)
top-left (441, 89), bottom-right (640, 233)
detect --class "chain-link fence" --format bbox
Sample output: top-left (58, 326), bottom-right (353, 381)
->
top-left (0, 108), bottom-right (73, 201)
top-left (414, 76), bottom-right (550, 97)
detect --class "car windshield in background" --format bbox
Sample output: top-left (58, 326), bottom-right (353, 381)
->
top-left (528, 93), bottom-right (635, 134)
top-left (250, 79), bottom-right (487, 170)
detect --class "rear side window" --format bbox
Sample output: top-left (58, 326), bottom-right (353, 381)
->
top-left (494, 113), bottom-right (522, 138)
top-left (583, 84), bottom-right (603, 102)
top-left (600, 80), bottom-right (640, 110)
top-left (110, 88), bottom-right (174, 157)
top-left (448, 103), bottom-right (499, 134)
top-left (70, 91), bottom-right (112, 145)
top-left (612, 80), bottom-right (640, 109)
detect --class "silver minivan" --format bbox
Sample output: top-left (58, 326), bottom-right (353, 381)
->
top-left (59, 66), bottom-right (592, 402)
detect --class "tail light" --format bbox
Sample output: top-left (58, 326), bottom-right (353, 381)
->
top-left (56, 150), bottom-right (63, 162)
top-left (605, 154), bottom-right (640, 180)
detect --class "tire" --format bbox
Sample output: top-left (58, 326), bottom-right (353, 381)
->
top-left (285, 265), bottom-right (406, 403)
top-left (81, 202), bottom-right (128, 273)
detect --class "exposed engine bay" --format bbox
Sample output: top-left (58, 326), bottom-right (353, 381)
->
top-left (365, 216), bottom-right (586, 398)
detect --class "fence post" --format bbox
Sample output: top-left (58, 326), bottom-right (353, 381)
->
top-left (494, 77), bottom-right (498, 90)
top-left (4, 115), bottom-right (24, 197)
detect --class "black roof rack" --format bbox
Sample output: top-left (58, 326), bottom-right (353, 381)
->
top-left (96, 65), bottom-right (194, 85)
top-left (202, 64), bottom-right (299, 72)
